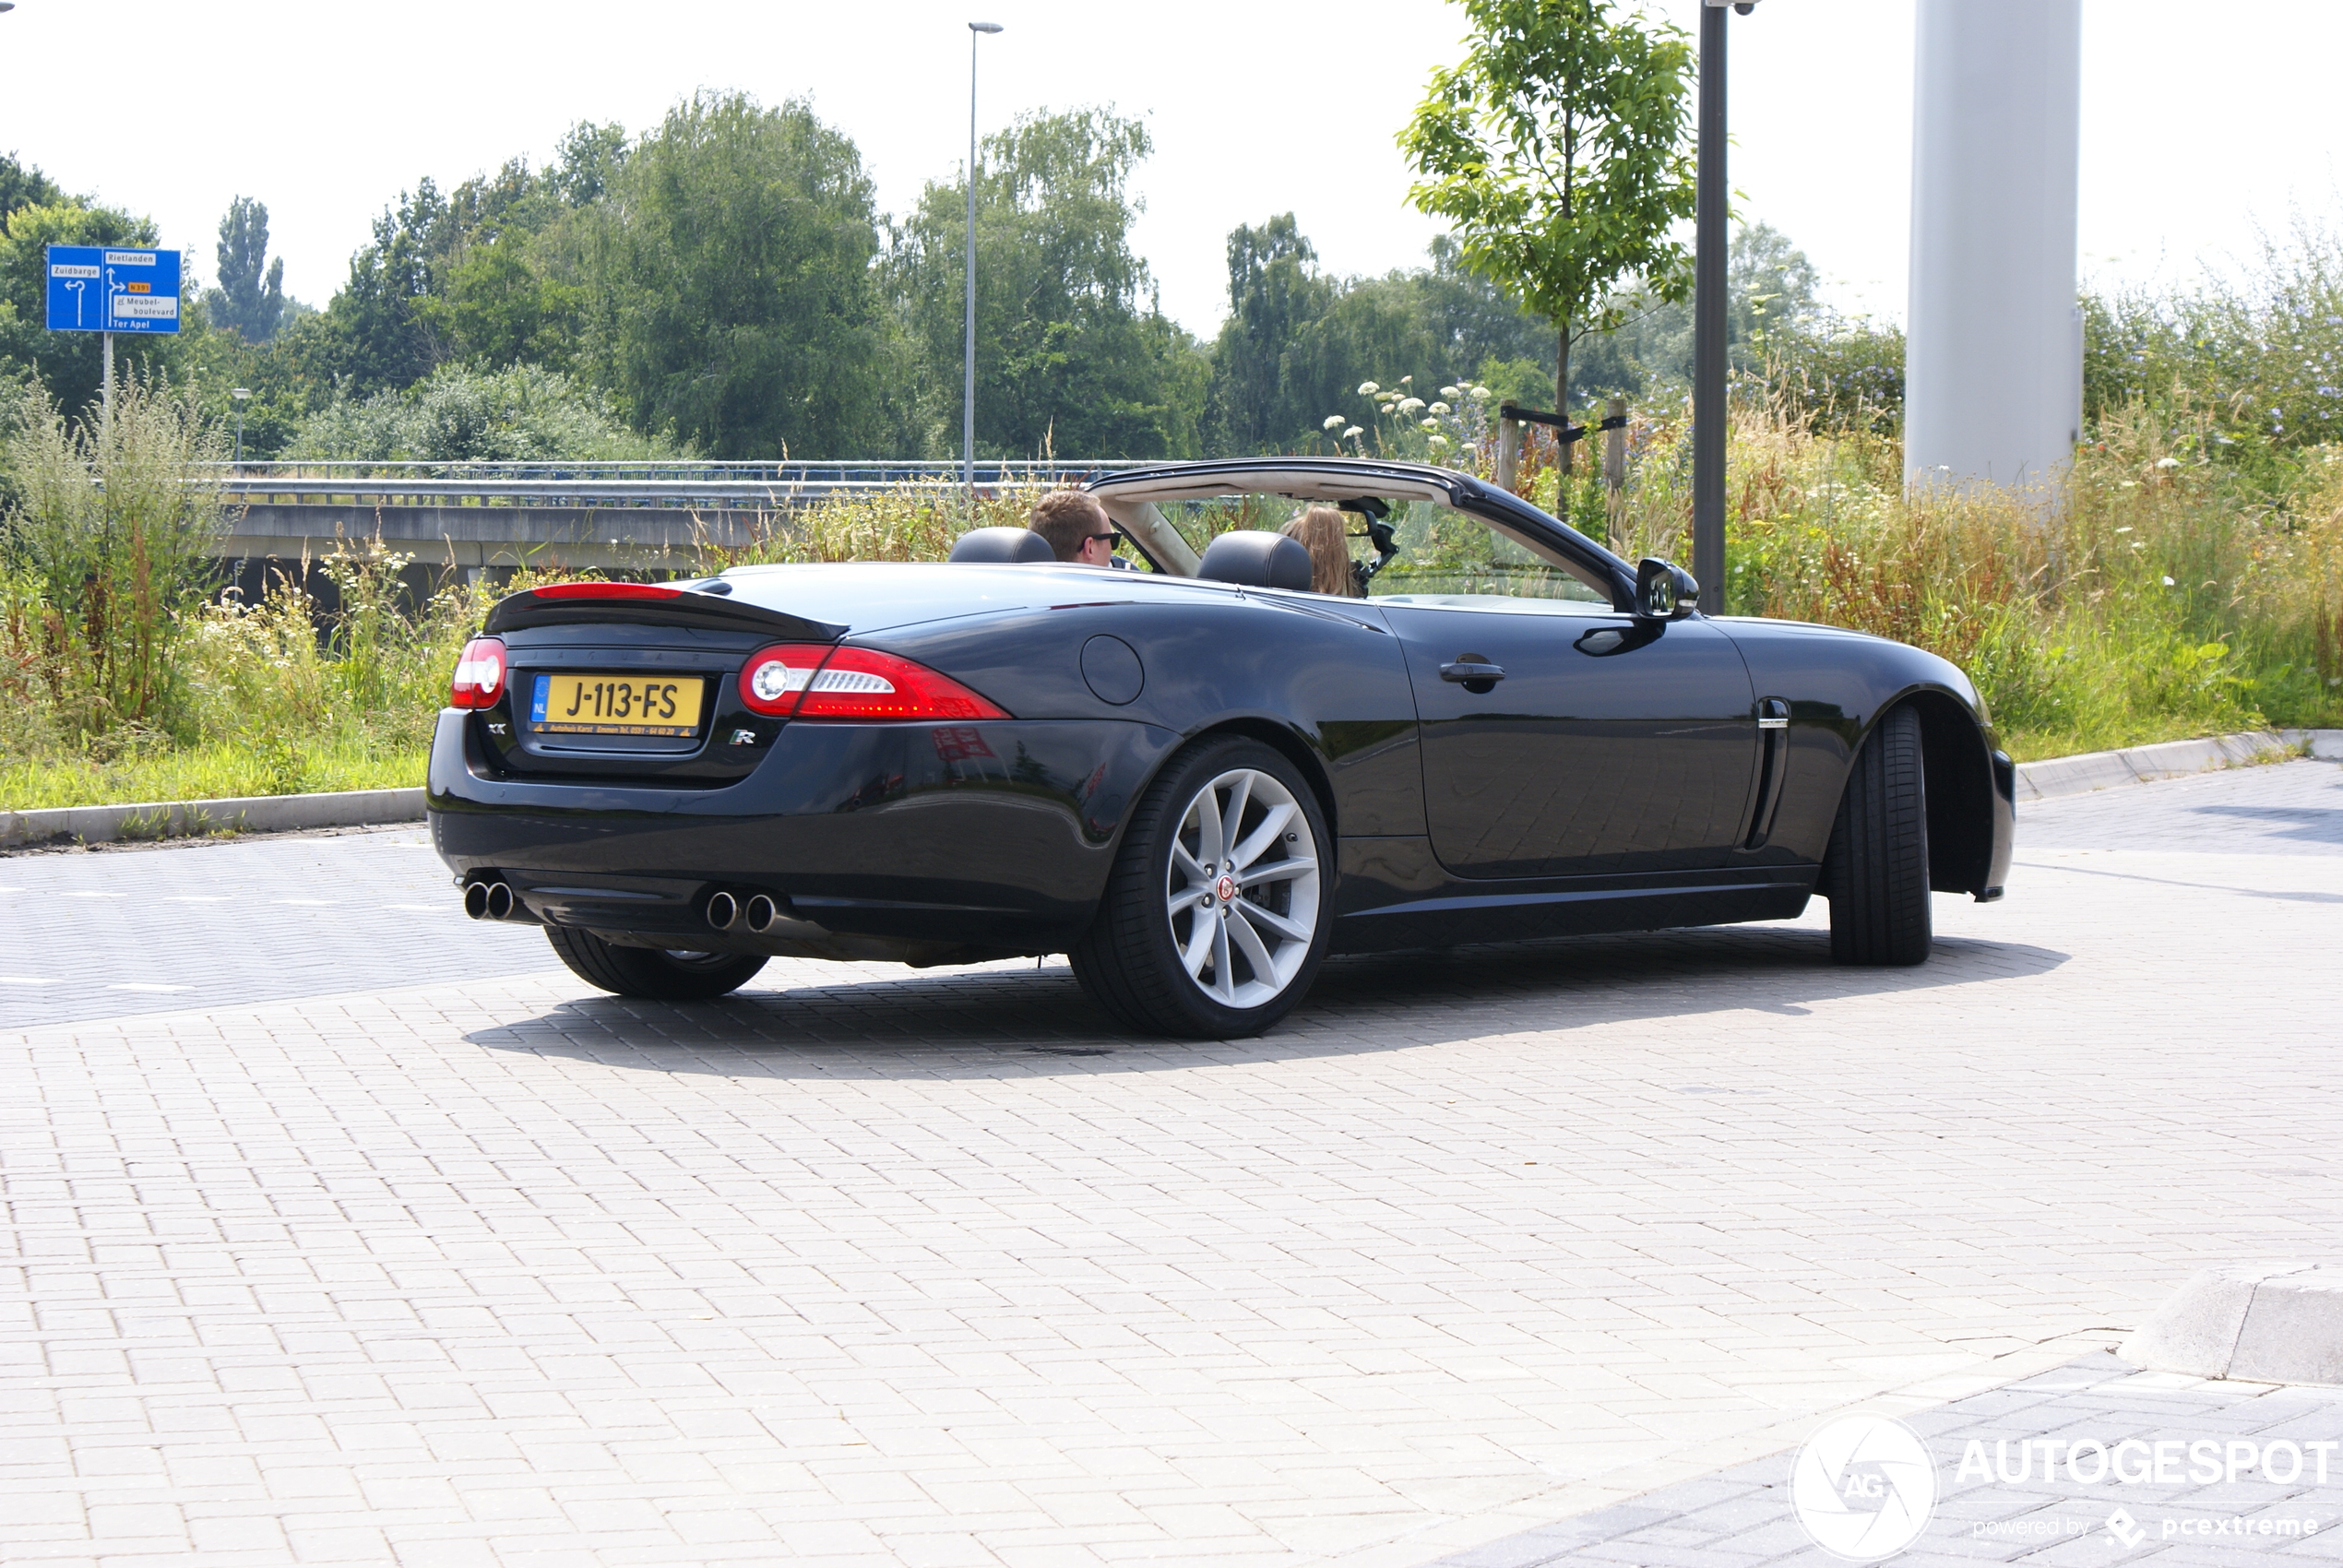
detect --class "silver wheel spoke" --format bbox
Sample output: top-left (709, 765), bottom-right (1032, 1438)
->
top-left (1219, 772), bottom-right (1255, 861)
top-left (1225, 910), bottom-right (1278, 981)
top-left (1168, 886), bottom-right (1206, 919)
top-left (1236, 900), bottom-right (1311, 944)
top-left (1171, 842), bottom-right (1207, 886)
top-left (1211, 918), bottom-right (1235, 1002)
top-left (1181, 911), bottom-right (1218, 978)
top-left (1194, 787), bottom-right (1225, 868)
top-left (1228, 803), bottom-right (1296, 873)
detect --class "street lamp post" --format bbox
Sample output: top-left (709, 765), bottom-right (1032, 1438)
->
top-left (1693, 0), bottom-right (1755, 616)
top-left (231, 387), bottom-right (251, 466)
top-left (966, 20), bottom-right (1004, 518)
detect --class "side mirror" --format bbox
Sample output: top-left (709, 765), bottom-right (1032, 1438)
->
top-left (1635, 557), bottom-right (1700, 620)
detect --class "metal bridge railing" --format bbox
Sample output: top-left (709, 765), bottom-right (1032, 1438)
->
top-left (202, 458), bottom-right (1161, 508)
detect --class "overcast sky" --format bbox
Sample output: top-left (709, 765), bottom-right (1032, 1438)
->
top-left (2, 1), bottom-right (2337, 337)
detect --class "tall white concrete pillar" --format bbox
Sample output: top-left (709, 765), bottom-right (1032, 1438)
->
top-left (1906, 0), bottom-right (2082, 493)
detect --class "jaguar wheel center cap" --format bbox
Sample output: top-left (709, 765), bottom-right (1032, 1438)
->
top-left (1214, 873), bottom-right (1237, 904)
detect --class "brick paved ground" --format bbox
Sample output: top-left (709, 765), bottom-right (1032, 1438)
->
top-left (1435, 1353), bottom-right (2343, 1567)
top-left (0, 758), bottom-right (2337, 1566)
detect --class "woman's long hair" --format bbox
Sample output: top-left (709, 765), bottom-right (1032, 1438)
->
top-left (1279, 505), bottom-right (1360, 597)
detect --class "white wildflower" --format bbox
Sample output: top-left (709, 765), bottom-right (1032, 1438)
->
top-left (1428, 401), bottom-right (1451, 415)
top-left (1440, 386), bottom-right (1462, 400)
top-left (1342, 425), bottom-right (1363, 441)
top-left (1427, 434), bottom-right (1452, 449)
top-left (1469, 386), bottom-right (1493, 400)
top-left (1323, 414), bottom-right (1346, 431)
top-left (2162, 576), bottom-right (2177, 587)
top-left (1397, 398), bottom-right (1426, 414)
top-left (2156, 456), bottom-right (2182, 469)
top-left (1357, 382), bottom-right (1379, 397)
top-left (1420, 418), bottom-right (1441, 431)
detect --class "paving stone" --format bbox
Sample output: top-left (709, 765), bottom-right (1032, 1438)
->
top-left (0, 758), bottom-right (2337, 1567)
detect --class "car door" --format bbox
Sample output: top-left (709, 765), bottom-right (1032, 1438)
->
top-left (1381, 601), bottom-right (1759, 878)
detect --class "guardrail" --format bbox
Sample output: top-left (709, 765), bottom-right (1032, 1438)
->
top-left (206, 459), bottom-right (1162, 574)
top-left (204, 458), bottom-right (1158, 509)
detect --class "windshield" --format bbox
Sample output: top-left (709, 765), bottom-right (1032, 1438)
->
top-left (1136, 492), bottom-right (1616, 609)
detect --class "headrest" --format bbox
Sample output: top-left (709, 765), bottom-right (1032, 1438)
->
top-left (1197, 530), bottom-right (1314, 591)
top-left (948, 526), bottom-right (1057, 564)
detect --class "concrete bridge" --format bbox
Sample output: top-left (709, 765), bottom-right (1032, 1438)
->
top-left (209, 459), bottom-right (1150, 589)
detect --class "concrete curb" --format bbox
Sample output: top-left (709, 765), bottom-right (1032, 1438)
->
top-left (0, 787), bottom-right (424, 850)
top-left (2120, 1264), bottom-right (2343, 1385)
top-left (3, 726), bottom-right (2336, 851)
top-left (2014, 728), bottom-right (2341, 802)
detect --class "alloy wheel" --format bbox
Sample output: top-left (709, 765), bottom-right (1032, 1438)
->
top-left (1163, 766), bottom-right (1323, 1008)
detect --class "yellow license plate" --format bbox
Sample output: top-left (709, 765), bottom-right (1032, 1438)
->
top-left (528, 672), bottom-right (706, 736)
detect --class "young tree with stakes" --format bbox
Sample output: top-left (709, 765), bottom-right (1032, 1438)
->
top-left (1399, 0), bottom-right (1696, 470)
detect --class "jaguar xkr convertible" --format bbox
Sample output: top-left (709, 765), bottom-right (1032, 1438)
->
top-left (429, 457), bottom-right (2014, 1037)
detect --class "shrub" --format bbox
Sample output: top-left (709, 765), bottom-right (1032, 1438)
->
top-left (0, 371), bottom-right (228, 745)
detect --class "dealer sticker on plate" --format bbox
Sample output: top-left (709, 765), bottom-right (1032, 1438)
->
top-left (529, 673), bottom-right (706, 737)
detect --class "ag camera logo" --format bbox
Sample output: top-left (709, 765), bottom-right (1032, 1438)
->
top-left (1791, 1416), bottom-right (1939, 1562)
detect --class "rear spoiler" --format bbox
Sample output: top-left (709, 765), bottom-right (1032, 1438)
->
top-left (482, 581), bottom-right (847, 642)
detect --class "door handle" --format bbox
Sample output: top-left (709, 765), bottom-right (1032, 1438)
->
top-left (1439, 659), bottom-right (1505, 686)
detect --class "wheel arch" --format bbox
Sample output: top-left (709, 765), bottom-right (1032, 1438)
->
top-left (1894, 687), bottom-right (1999, 897)
top-left (1181, 717), bottom-right (1341, 841)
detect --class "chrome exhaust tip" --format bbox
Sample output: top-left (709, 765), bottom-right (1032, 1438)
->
top-left (483, 882), bottom-right (515, 921)
top-left (744, 894), bottom-right (779, 933)
top-left (707, 890), bottom-right (740, 931)
top-left (463, 881), bottom-right (491, 920)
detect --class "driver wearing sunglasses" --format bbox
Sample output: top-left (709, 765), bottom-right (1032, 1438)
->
top-left (1027, 489), bottom-right (1123, 567)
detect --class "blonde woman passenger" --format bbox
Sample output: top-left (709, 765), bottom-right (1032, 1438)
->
top-left (1279, 505), bottom-right (1362, 597)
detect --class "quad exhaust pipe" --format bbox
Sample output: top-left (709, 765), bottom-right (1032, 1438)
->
top-left (707, 890), bottom-right (784, 932)
top-left (462, 880), bottom-right (517, 921)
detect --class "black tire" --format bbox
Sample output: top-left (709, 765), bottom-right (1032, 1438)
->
top-left (1823, 704), bottom-right (1933, 966)
top-left (543, 925), bottom-right (767, 1001)
top-left (1070, 736), bottom-right (1333, 1039)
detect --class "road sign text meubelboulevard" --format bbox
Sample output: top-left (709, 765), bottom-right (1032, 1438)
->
top-left (44, 245), bottom-right (181, 334)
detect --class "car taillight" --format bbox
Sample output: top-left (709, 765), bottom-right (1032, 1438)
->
top-left (737, 644), bottom-right (835, 717)
top-left (451, 636), bottom-right (507, 709)
top-left (737, 644), bottom-right (1011, 721)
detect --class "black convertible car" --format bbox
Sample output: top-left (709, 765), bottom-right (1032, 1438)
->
top-left (430, 457), bottom-right (2013, 1037)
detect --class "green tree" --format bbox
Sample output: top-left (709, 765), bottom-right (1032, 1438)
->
top-left (1207, 215), bottom-right (1334, 453)
top-left (286, 362), bottom-right (676, 462)
top-left (0, 152), bottom-right (65, 223)
top-left (893, 108), bottom-right (1204, 459)
top-left (577, 91), bottom-right (890, 457)
top-left (1399, 0), bottom-right (1697, 465)
top-left (207, 196), bottom-right (288, 343)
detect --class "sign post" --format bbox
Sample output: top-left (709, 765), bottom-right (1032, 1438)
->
top-left (45, 244), bottom-right (182, 438)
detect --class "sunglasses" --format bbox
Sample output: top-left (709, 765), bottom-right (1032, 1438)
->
top-left (1088, 531), bottom-right (1123, 551)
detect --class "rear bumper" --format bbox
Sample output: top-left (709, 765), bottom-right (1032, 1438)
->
top-left (428, 708), bottom-right (1181, 952)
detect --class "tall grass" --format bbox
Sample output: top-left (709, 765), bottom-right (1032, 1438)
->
top-left (7, 416), bottom-right (2338, 813)
top-left (1544, 396), bottom-right (2343, 756)
top-left (1, 372), bottom-right (228, 750)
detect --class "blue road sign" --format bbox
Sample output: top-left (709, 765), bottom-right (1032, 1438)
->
top-left (44, 245), bottom-right (182, 334)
